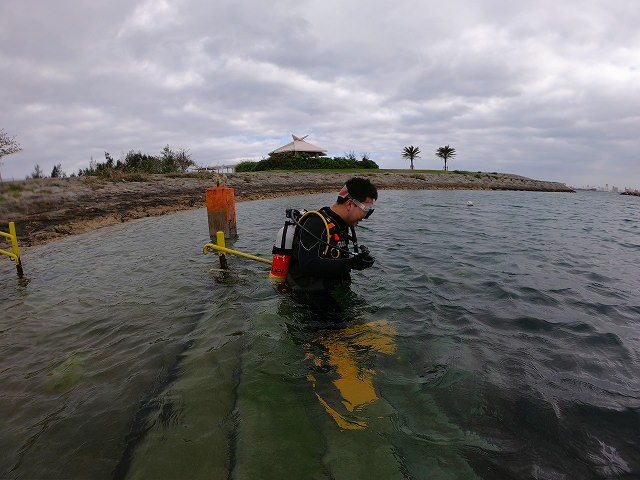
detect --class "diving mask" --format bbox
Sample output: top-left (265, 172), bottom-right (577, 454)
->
top-left (338, 184), bottom-right (375, 219)
top-left (350, 197), bottom-right (375, 219)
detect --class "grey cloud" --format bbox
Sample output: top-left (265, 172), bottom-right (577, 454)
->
top-left (1, 0), bottom-right (639, 189)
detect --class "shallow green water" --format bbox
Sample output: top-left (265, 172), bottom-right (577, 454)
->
top-left (1, 190), bottom-right (639, 479)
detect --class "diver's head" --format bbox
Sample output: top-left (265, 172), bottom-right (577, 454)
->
top-left (335, 177), bottom-right (377, 225)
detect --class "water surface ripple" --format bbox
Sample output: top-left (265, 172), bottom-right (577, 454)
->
top-left (1, 190), bottom-right (639, 479)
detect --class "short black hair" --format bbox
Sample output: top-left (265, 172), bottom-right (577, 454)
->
top-left (336, 177), bottom-right (378, 204)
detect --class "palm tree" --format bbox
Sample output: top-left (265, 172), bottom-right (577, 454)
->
top-left (436, 145), bottom-right (456, 171)
top-left (402, 145), bottom-right (421, 170)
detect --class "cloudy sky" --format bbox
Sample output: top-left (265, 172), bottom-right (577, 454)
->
top-left (1, 0), bottom-right (638, 189)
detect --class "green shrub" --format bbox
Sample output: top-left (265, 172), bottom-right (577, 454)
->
top-left (79, 147), bottom-right (194, 176)
top-left (235, 152), bottom-right (379, 172)
top-left (235, 160), bottom-right (258, 172)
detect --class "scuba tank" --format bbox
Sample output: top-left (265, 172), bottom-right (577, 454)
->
top-left (269, 209), bottom-right (306, 282)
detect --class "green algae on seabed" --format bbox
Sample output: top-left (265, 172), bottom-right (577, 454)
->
top-left (122, 308), bottom-right (243, 480)
top-left (45, 354), bottom-right (86, 393)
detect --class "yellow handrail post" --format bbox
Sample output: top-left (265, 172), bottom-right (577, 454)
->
top-left (203, 242), bottom-right (272, 265)
top-left (203, 233), bottom-right (272, 269)
top-left (216, 231), bottom-right (228, 270)
top-left (10, 222), bottom-right (23, 277)
top-left (0, 221), bottom-right (24, 277)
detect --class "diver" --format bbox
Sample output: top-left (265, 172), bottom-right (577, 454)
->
top-left (285, 177), bottom-right (377, 297)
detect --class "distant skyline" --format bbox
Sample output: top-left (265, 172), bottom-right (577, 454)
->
top-left (1, 1), bottom-right (639, 189)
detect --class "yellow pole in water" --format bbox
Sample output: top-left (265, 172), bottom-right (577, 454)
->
top-left (10, 222), bottom-right (23, 277)
top-left (216, 231), bottom-right (228, 270)
top-left (0, 222), bottom-right (24, 277)
top-left (203, 243), bottom-right (272, 265)
top-left (203, 241), bottom-right (272, 266)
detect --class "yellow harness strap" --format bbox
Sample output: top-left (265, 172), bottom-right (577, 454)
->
top-left (298, 210), bottom-right (332, 255)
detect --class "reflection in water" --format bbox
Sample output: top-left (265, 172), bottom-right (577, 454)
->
top-left (306, 320), bottom-right (396, 430)
top-left (281, 285), bottom-right (397, 430)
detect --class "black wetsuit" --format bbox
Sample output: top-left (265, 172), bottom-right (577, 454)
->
top-left (286, 207), bottom-right (353, 293)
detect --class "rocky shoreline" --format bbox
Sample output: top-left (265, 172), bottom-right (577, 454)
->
top-left (620, 190), bottom-right (640, 197)
top-left (1, 171), bottom-right (573, 246)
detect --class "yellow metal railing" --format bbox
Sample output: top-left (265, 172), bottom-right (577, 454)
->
top-left (1, 221), bottom-right (24, 276)
top-left (204, 230), bottom-right (272, 270)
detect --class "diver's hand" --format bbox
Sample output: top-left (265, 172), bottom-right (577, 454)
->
top-left (351, 250), bottom-right (375, 270)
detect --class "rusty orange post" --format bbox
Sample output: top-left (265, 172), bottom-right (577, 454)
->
top-left (206, 187), bottom-right (237, 240)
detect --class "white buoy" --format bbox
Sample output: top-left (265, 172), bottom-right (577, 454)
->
top-left (466, 201), bottom-right (474, 207)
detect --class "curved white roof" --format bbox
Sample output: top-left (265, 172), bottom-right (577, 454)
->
top-left (270, 134), bottom-right (327, 154)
